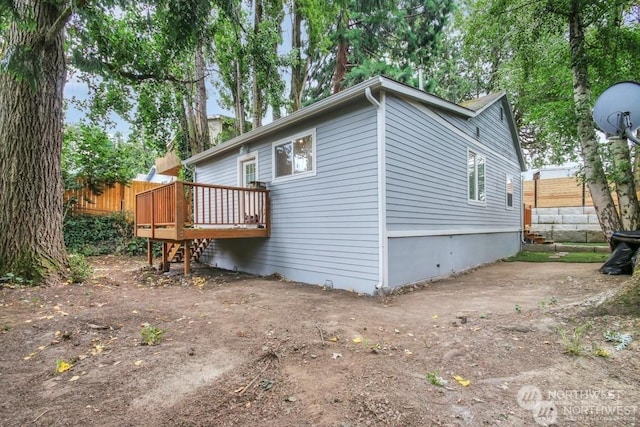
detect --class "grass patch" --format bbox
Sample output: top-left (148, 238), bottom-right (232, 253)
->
top-left (556, 242), bottom-right (608, 247)
top-left (505, 251), bottom-right (609, 263)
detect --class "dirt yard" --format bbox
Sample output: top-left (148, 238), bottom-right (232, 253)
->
top-left (1, 256), bottom-right (638, 426)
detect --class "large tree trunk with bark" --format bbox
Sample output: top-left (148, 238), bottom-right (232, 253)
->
top-left (193, 43), bottom-right (210, 154)
top-left (289, 0), bottom-right (304, 112)
top-left (0, 0), bottom-right (68, 282)
top-left (609, 136), bottom-right (640, 230)
top-left (568, 3), bottom-right (622, 246)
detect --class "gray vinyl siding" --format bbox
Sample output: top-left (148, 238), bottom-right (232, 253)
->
top-left (384, 95), bottom-right (522, 231)
top-left (195, 100), bottom-right (381, 294)
top-left (384, 95), bottom-right (521, 288)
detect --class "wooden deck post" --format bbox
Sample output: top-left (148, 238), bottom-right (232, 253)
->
top-left (175, 181), bottom-right (185, 240)
top-left (183, 240), bottom-right (191, 275)
top-left (162, 242), bottom-right (170, 272)
top-left (147, 239), bottom-right (153, 266)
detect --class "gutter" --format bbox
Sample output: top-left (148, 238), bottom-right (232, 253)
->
top-left (365, 87), bottom-right (388, 294)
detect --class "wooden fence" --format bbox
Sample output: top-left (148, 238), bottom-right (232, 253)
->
top-left (64, 181), bottom-right (163, 216)
top-left (524, 177), bottom-right (592, 208)
top-left (524, 176), bottom-right (640, 208)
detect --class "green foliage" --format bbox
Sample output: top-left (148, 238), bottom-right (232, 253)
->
top-left (505, 251), bottom-right (609, 263)
top-left (141, 324), bottom-right (165, 346)
top-left (0, 272), bottom-right (33, 287)
top-left (63, 124), bottom-right (152, 195)
top-left (425, 370), bottom-right (446, 386)
top-left (63, 213), bottom-right (147, 256)
top-left (67, 253), bottom-right (93, 283)
top-left (558, 322), bottom-right (592, 356)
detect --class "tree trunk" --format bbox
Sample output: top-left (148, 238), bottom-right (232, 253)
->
top-left (609, 135), bottom-right (640, 230)
top-left (234, 60), bottom-right (246, 135)
top-left (193, 43), bottom-right (210, 155)
top-left (331, 12), bottom-right (349, 94)
top-left (568, 2), bottom-right (622, 246)
top-left (251, 0), bottom-right (263, 129)
top-left (0, 0), bottom-right (68, 282)
top-left (182, 94), bottom-right (198, 155)
top-left (289, 0), bottom-right (304, 111)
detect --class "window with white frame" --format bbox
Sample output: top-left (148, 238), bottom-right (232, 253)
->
top-left (273, 130), bottom-right (316, 181)
top-left (468, 150), bottom-right (486, 203)
top-left (506, 174), bottom-right (514, 208)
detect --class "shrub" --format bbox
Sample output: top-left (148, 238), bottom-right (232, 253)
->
top-left (63, 212), bottom-right (148, 256)
top-left (68, 253), bottom-right (93, 283)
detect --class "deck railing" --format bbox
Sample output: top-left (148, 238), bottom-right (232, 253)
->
top-left (135, 181), bottom-right (270, 239)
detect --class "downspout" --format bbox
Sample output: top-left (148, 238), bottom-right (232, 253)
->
top-left (365, 87), bottom-right (388, 294)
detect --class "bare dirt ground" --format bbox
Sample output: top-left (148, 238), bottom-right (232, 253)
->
top-left (1, 256), bottom-right (639, 427)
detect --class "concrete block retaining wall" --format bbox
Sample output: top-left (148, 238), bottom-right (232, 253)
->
top-left (530, 207), bottom-right (606, 243)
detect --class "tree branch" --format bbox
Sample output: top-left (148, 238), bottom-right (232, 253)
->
top-left (46, 0), bottom-right (87, 44)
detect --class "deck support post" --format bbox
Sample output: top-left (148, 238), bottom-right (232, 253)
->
top-left (147, 239), bottom-right (153, 266)
top-left (162, 242), bottom-right (170, 272)
top-left (183, 240), bottom-right (191, 276)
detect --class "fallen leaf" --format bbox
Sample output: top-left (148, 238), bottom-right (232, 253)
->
top-left (57, 360), bottom-right (72, 373)
top-left (453, 375), bottom-right (471, 387)
top-left (404, 349), bottom-right (413, 355)
top-left (328, 336), bottom-right (339, 342)
top-left (352, 337), bottom-right (362, 344)
top-left (432, 315), bottom-right (439, 319)
top-left (134, 360), bottom-right (143, 366)
top-left (69, 375), bottom-right (80, 382)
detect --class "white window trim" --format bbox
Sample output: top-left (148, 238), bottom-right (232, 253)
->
top-left (237, 152), bottom-right (259, 187)
top-left (467, 148), bottom-right (487, 206)
top-left (271, 128), bottom-right (317, 183)
top-left (505, 173), bottom-right (514, 210)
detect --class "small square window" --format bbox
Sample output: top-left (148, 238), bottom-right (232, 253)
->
top-left (273, 130), bottom-right (316, 182)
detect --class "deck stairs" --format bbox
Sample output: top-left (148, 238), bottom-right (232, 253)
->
top-left (166, 239), bottom-right (212, 263)
top-left (524, 229), bottom-right (553, 245)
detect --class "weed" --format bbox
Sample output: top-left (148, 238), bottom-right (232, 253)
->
top-left (604, 331), bottom-right (633, 351)
top-left (141, 323), bottom-right (165, 346)
top-left (0, 272), bottom-right (32, 287)
top-left (425, 370), bottom-right (446, 387)
top-left (549, 296), bottom-right (558, 306)
top-left (68, 253), bottom-right (93, 283)
top-left (538, 301), bottom-right (546, 309)
top-left (557, 322), bottom-right (591, 356)
top-left (515, 304), bottom-right (522, 314)
top-left (592, 345), bottom-right (610, 358)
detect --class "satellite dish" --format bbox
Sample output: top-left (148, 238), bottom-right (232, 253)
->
top-left (593, 81), bottom-right (640, 144)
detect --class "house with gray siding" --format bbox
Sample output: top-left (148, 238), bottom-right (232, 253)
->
top-left (183, 76), bottom-right (526, 294)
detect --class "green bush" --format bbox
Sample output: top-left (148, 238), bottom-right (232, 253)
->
top-left (63, 212), bottom-right (148, 256)
top-left (68, 253), bottom-right (93, 283)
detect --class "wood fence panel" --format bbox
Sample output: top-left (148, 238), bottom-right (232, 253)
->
top-left (523, 176), bottom-right (640, 208)
top-left (65, 182), bottom-right (163, 216)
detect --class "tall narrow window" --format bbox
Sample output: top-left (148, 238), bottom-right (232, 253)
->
top-left (506, 174), bottom-right (514, 208)
top-left (273, 130), bottom-right (316, 181)
top-left (468, 150), bottom-right (486, 203)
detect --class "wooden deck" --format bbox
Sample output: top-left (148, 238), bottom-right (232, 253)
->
top-left (135, 181), bottom-right (270, 273)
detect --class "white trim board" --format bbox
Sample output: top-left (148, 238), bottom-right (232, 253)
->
top-left (387, 228), bottom-right (521, 238)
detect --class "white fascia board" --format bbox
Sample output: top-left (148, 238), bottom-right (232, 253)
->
top-left (185, 76), bottom-right (483, 166)
top-left (379, 79), bottom-right (475, 118)
top-left (388, 227), bottom-right (521, 238)
top-left (184, 77), bottom-right (386, 166)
